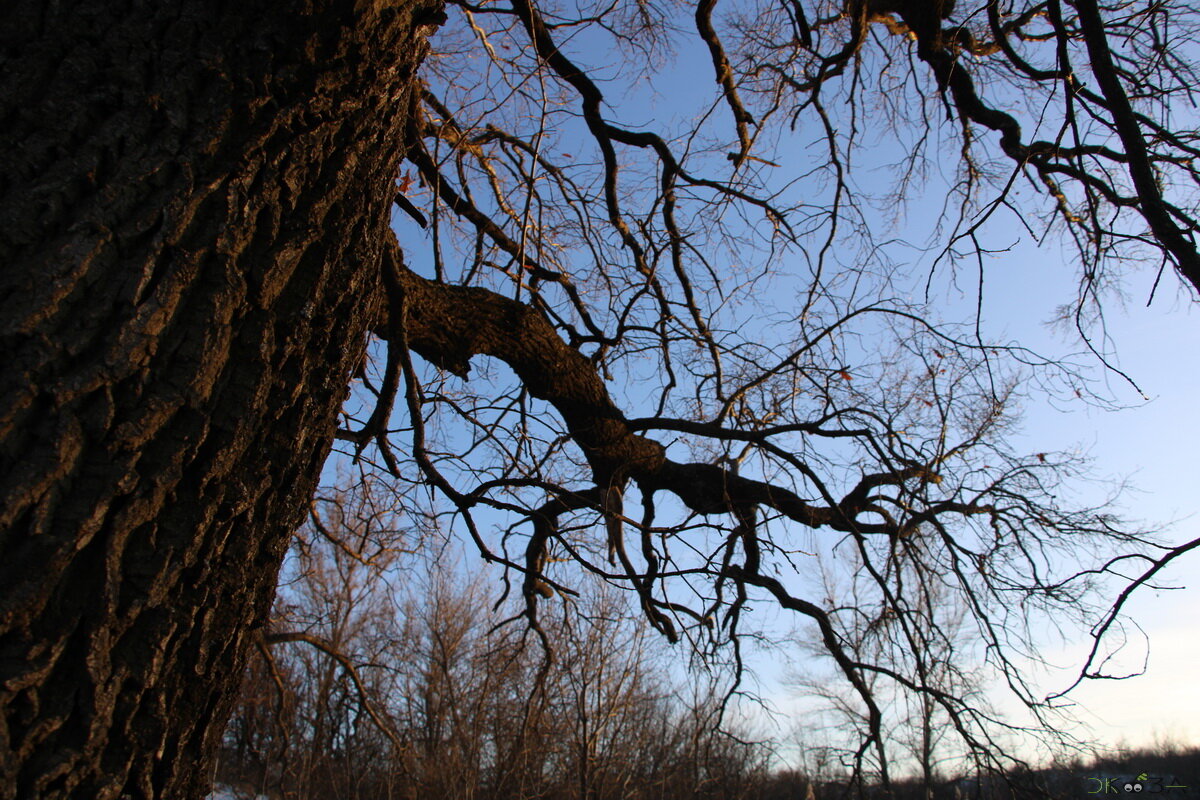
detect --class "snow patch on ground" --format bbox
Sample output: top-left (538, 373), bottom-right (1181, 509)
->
top-left (205, 786), bottom-right (268, 800)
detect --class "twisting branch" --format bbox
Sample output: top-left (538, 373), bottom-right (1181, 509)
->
top-left (376, 248), bottom-right (937, 534)
top-left (696, 0), bottom-right (757, 166)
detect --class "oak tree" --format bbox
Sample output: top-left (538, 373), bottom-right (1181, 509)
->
top-left (3, 0), bottom-right (1198, 797)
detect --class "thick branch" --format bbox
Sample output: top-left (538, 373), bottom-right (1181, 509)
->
top-left (378, 243), bottom-right (888, 532)
top-left (1073, 0), bottom-right (1200, 292)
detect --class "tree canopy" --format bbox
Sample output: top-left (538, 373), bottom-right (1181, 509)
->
top-left (365, 0), bottom-right (1200, 779)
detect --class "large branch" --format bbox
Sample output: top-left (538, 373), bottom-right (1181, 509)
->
top-left (379, 242), bottom-right (897, 533)
top-left (1072, 0), bottom-right (1200, 292)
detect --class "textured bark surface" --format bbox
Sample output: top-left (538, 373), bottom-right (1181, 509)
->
top-left (0, 1), bottom-right (437, 797)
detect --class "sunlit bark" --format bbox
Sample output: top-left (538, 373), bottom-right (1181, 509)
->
top-left (0, 2), bottom-right (438, 796)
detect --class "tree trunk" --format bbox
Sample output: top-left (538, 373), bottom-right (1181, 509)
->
top-left (0, 1), bottom-right (438, 797)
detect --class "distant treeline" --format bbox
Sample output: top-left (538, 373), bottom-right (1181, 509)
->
top-left (767, 744), bottom-right (1200, 800)
top-left (215, 523), bottom-right (776, 800)
top-left (213, 494), bottom-right (1197, 800)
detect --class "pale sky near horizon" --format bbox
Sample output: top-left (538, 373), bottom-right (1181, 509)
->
top-left (1012, 307), bottom-right (1200, 756)
top-left (973, 235), bottom-right (1200, 755)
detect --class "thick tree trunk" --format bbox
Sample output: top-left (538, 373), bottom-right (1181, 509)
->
top-left (0, 2), bottom-right (437, 797)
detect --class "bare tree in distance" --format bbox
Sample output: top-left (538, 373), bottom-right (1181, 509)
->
top-left (786, 537), bottom-right (1006, 794)
top-left (3, 0), bottom-right (1199, 796)
top-left (220, 489), bottom-right (774, 800)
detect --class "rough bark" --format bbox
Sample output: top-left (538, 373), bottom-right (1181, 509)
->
top-left (0, 1), bottom-right (438, 797)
